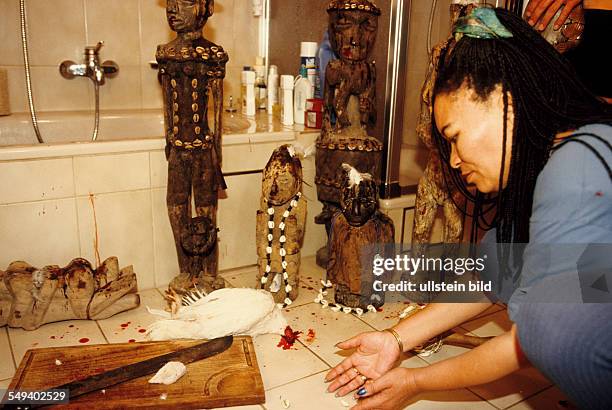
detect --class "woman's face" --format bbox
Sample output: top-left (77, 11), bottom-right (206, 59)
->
top-left (433, 84), bottom-right (514, 194)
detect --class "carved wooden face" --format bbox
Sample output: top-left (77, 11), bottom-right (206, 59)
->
top-left (166, 0), bottom-right (213, 33)
top-left (329, 10), bottom-right (378, 62)
top-left (180, 216), bottom-right (217, 255)
top-left (341, 178), bottom-right (378, 226)
top-left (262, 147), bottom-right (302, 207)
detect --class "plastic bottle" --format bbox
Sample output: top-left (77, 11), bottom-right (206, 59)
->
top-left (293, 70), bottom-right (313, 125)
top-left (267, 65), bottom-right (279, 115)
top-left (280, 75), bottom-right (295, 126)
top-left (254, 56), bottom-right (267, 110)
top-left (241, 70), bottom-right (256, 116)
top-left (300, 41), bottom-right (320, 98)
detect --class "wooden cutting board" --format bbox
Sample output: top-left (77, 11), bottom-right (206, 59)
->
top-left (7, 336), bottom-right (265, 409)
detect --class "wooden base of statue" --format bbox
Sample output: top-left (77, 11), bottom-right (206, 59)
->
top-left (0, 257), bottom-right (139, 331)
top-left (168, 212), bottom-right (225, 295)
top-left (255, 199), bottom-right (307, 305)
top-left (328, 212), bottom-right (394, 309)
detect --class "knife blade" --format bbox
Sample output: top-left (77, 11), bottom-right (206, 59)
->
top-left (2, 336), bottom-right (233, 409)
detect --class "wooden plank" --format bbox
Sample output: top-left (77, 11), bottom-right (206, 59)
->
top-left (8, 337), bottom-right (265, 409)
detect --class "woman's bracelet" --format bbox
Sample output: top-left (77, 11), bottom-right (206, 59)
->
top-left (384, 328), bottom-right (404, 353)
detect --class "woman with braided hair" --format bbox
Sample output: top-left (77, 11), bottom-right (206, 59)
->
top-left (325, 7), bottom-right (612, 410)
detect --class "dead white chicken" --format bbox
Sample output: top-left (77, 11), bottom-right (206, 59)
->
top-left (146, 288), bottom-right (287, 341)
top-left (148, 361), bottom-right (186, 385)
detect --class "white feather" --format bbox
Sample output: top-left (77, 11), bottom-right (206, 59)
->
top-left (146, 288), bottom-right (288, 341)
top-left (341, 163), bottom-right (372, 188)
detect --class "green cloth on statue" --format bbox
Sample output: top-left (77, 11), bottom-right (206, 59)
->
top-left (454, 7), bottom-right (514, 40)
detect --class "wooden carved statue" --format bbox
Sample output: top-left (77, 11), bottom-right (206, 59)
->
top-left (157, 0), bottom-right (228, 294)
top-left (0, 257), bottom-right (139, 330)
top-left (327, 164), bottom-right (394, 309)
top-left (315, 0), bottom-right (384, 265)
top-left (411, 2), bottom-right (473, 259)
top-left (256, 145), bottom-right (307, 307)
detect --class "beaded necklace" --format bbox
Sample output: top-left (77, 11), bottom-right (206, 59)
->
top-left (260, 192), bottom-right (302, 308)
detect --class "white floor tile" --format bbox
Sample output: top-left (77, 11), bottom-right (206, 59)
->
top-left (468, 366), bottom-right (553, 410)
top-left (0, 378), bottom-right (11, 389)
top-left (8, 320), bottom-right (107, 364)
top-left (401, 389), bottom-right (497, 409)
top-left (0, 328), bottom-right (15, 380)
top-left (96, 289), bottom-right (167, 344)
top-left (253, 333), bottom-right (329, 391)
top-left (284, 303), bottom-right (377, 366)
top-left (356, 302), bottom-right (414, 331)
top-left (507, 385), bottom-right (575, 410)
top-left (265, 371), bottom-right (358, 410)
top-left (460, 310), bottom-right (513, 337)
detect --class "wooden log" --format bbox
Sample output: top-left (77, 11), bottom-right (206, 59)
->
top-left (0, 258), bottom-right (139, 330)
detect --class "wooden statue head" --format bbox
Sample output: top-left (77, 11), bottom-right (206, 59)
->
top-left (340, 163), bottom-right (378, 226)
top-left (262, 145), bottom-right (303, 207)
top-left (180, 215), bottom-right (217, 256)
top-left (166, 0), bottom-right (214, 33)
top-left (327, 0), bottom-right (380, 62)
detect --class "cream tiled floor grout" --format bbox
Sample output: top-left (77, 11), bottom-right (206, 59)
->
top-left (263, 369), bottom-right (330, 393)
top-left (95, 320), bottom-right (111, 344)
top-left (4, 327), bottom-right (17, 372)
top-left (294, 333), bottom-right (335, 368)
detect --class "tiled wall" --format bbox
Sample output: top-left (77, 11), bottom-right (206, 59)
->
top-left (0, 135), bottom-right (327, 291)
top-left (0, 0), bottom-right (259, 113)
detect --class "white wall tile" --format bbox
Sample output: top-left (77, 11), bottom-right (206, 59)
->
top-left (0, 0), bottom-right (22, 66)
top-left (85, 0), bottom-right (141, 66)
top-left (76, 190), bottom-right (156, 290)
top-left (0, 328), bottom-right (15, 380)
top-left (30, 66), bottom-right (93, 112)
top-left (0, 198), bottom-right (80, 269)
top-left (26, 0), bottom-right (87, 67)
top-left (218, 173), bottom-right (261, 270)
top-left (74, 152), bottom-right (150, 196)
top-left (1, 66), bottom-right (27, 114)
top-left (141, 64), bottom-right (164, 109)
top-left (149, 150), bottom-right (167, 188)
top-left (151, 187), bottom-right (179, 287)
top-left (0, 158), bottom-right (75, 204)
top-left (98, 65), bottom-right (143, 110)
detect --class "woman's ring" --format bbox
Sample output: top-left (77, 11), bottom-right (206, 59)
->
top-left (352, 368), bottom-right (360, 376)
top-left (360, 375), bottom-right (367, 383)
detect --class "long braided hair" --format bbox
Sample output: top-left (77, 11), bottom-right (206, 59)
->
top-left (431, 8), bottom-right (612, 275)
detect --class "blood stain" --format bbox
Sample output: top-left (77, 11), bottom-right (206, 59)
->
top-left (120, 322), bottom-right (130, 328)
top-left (79, 338), bottom-right (90, 344)
top-left (307, 287), bottom-right (314, 291)
top-left (595, 191), bottom-right (603, 197)
top-left (277, 326), bottom-right (302, 350)
top-left (306, 329), bottom-right (316, 342)
top-left (68, 325), bottom-right (74, 328)
top-left (50, 336), bottom-right (56, 339)
top-left (138, 328), bottom-right (146, 333)
top-left (128, 339), bottom-right (136, 343)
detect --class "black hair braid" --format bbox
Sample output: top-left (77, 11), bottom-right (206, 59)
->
top-left (431, 8), bottom-right (612, 277)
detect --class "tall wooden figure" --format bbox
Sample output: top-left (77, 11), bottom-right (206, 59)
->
top-left (157, 0), bottom-right (228, 293)
top-left (328, 164), bottom-right (394, 309)
top-left (256, 145), bottom-right (307, 307)
top-left (315, 0), bottom-right (384, 266)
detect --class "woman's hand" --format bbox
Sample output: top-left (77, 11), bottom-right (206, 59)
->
top-left (524, 0), bottom-right (582, 31)
top-left (351, 367), bottom-right (421, 410)
top-left (325, 331), bottom-right (401, 397)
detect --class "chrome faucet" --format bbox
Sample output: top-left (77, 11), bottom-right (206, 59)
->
top-left (60, 41), bottom-right (118, 85)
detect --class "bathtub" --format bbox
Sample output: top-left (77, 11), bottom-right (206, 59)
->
top-left (0, 110), bottom-right (325, 291)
